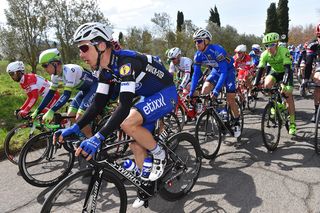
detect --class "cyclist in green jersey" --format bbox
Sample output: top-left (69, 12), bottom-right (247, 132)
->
top-left (254, 32), bottom-right (296, 135)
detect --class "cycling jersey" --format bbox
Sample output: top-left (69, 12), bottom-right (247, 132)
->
top-left (168, 56), bottom-right (193, 89)
top-left (19, 73), bottom-right (59, 113)
top-left (37, 64), bottom-right (98, 114)
top-left (258, 46), bottom-right (292, 73)
top-left (190, 44), bottom-right (236, 97)
top-left (233, 54), bottom-right (253, 81)
top-left (77, 49), bottom-right (177, 135)
top-left (249, 50), bottom-right (261, 66)
top-left (305, 39), bottom-right (320, 55)
top-left (304, 39), bottom-right (320, 80)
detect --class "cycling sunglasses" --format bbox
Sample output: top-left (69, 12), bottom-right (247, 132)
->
top-left (194, 39), bottom-right (204, 44)
top-left (78, 42), bottom-right (99, 53)
top-left (42, 63), bottom-right (49, 68)
top-left (265, 43), bottom-right (277, 48)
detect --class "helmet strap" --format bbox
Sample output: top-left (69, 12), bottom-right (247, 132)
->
top-left (53, 63), bottom-right (58, 75)
top-left (94, 45), bottom-right (106, 71)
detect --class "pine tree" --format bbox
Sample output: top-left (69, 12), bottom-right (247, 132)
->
top-left (277, 0), bottom-right (289, 42)
top-left (176, 11), bottom-right (184, 32)
top-left (265, 3), bottom-right (280, 34)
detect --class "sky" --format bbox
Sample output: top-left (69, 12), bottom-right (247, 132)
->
top-left (0, 0), bottom-right (319, 38)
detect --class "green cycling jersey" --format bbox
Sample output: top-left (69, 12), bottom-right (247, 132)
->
top-left (258, 46), bottom-right (292, 73)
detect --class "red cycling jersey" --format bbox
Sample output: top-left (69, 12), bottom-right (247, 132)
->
top-left (233, 54), bottom-right (253, 80)
top-left (19, 73), bottom-right (60, 116)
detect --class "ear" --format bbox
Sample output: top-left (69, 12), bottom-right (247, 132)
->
top-left (205, 39), bottom-right (210, 45)
top-left (97, 42), bottom-right (108, 51)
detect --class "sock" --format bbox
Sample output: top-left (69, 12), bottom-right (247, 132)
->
top-left (290, 114), bottom-right (295, 124)
top-left (150, 144), bottom-right (165, 160)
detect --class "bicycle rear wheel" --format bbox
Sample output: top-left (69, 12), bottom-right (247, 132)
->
top-left (41, 168), bottom-right (127, 213)
top-left (261, 102), bottom-right (281, 151)
top-left (246, 91), bottom-right (257, 112)
top-left (4, 123), bottom-right (42, 164)
top-left (175, 105), bottom-right (186, 129)
top-left (160, 132), bottom-right (202, 201)
top-left (18, 132), bottom-right (75, 187)
top-left (195, 110), bottom-right (222, 159)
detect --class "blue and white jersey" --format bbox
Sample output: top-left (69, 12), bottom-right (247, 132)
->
top-left (189, 44), bottom-right (235, 96)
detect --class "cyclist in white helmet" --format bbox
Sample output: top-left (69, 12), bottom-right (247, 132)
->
top-left (6, 61), bottom-right (60, 119)
top-left (167, 47), bottom-right (193, 92)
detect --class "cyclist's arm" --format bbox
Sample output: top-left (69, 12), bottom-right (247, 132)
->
top-left (36, 89), bottom-right (56, 112)
top-left (50, 88), bottom-right (72, 112)
top-left (212, 61), bottom-right (228, 97)
top-left (189, 63), bottom-right (202, 96)
top-left (20, 89), bottom-right (39, 112)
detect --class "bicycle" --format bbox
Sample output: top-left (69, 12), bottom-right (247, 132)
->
top-left (314, 103), bottom-right (320, 154)
top-left (236, 74), bottom-right (257, 112)
top-left (40, 130), bottom-right (201, 212)
top-left (195, 94), bottom-right (244, 159)
top-left (18, 111), bottom-right (181, 188)
top-left (257, 85), bottom-right (291, 151)
top-left (4, 113), bottom-right (73, 165)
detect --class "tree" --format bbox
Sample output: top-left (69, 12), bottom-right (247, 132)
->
top-left (176, 11), bottom-right (184, 32)
top-left (209, 6), bottom-right (221, 27)
top-left (151, 12), bottom-right (172, 38)
top-left (4, 0), bottom-right (49, 72)
top-left (265, 3), bottom-right (280, 34)
top-left (46, 0), bottom-right (108, 63)
top-left (288, 24), bottom-right (316, 45)
top-left (118, 32), bottom-right (124, 44)
top-left (277, 0), bottom-right (289, 42)
top-left (0, 27), bottom-right (20, 62)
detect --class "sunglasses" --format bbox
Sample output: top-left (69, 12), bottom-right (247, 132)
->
top-left (265, 43), bottom-right (277, 48)
top-left (169, 57), bottom-right (177, 61)
top-left (42, 63), bottom-right (49, 68)
top-left (78, 42), bottom-right (99, 53)
top-left (194, 40), bottom-right (204, 44)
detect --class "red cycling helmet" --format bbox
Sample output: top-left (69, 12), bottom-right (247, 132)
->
top-left (316, 23), bottom-right (320, 36)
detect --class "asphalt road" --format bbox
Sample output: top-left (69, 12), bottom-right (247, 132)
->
top-left (1, 88), bottom-right (320, 213)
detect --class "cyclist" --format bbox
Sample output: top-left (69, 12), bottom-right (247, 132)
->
top-left (305, 24), bottom-right (320, 122)
top-left (167, 47), bottom-right (193, 92)
top-left (189, 28), bottom-right (241, 137)
top-left (54, 22), bottom-right (177, 208)
top-left (6, 61), bottom-right (60, 119)
top-left (253, 32), bottom-right (297, 135)
top-left (233, 44), bottom-right (255, 94)
top-left (32, 48), bottom-right (98, 137)
top-left (249, 44), bottom-right (262, 67)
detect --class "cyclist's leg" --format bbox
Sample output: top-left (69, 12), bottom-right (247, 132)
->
top-left (201, 69), bottom-right (217, 95)
top-left (282, 72), bottom-right (296, 134)
top-left (312, 70), bottom-right (320, 122)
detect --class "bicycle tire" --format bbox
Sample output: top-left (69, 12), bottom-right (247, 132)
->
top-left (175, 104), bottom-right (186, 129)
top-left (4, 123), bottom-right (42, 165)
top-left (18, 132), bottom-right (75, 187)
top-left (261, 102), bottom-right (281, 151)
top-left (227, 99), bottom-right (244, 141)
top-left (159, 132), bottom-right (202, 201)
top-left (315, 106), bottom-right (320, 154)
top-left (246, 91), bottom-right (257, 112)
top-left (41, 168), bottom-right (127, 213)
top-left (195, 109), bottom-right (222, 159)
top-left (163, 112), bottom-right (182, 136)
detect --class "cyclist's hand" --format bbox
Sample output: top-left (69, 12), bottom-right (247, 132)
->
top-left (43, 109), bottom-right (54, 123)
top-left (17, 110), bottom-right (29, 119)
top-left (53, 124), bottom-right (81, 145)
top-left (30, 109), bottom-right (39, 120)
top-left (75, 132), bottom-right (105, 161)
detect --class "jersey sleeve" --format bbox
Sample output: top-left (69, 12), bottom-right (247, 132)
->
top-left (257, 51), bottom-right (268, 68)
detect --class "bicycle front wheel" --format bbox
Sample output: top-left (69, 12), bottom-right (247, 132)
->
top-left (195, 110), bottom-right (222, 159)
top-left (18, 132), bottom-right (75, 187)
top-left (41, 168), bottom-right (127, 213)
top-left (160, 132), bottom-right (202, 201)
top-left (4, 123), bottom-right (42, 164)
top-left (261, 102), bottom-right (281, 151)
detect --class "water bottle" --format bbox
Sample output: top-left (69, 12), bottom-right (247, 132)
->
top-left (140, 156), bottom-right (153, 181)
top-left (123, 159), bottom-right (140, 176)
top-left (218, 106), bottom-right (228, 122)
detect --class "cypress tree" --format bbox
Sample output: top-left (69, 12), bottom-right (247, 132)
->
top-left (277, 0), bottom-right (289, 42)
top-left (177, 11), bottom-right (184, 32)
top-left (265, 3), bottom-right (280, 34)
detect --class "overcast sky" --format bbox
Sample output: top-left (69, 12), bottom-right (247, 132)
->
top-left (0, 0), bottom-right (319, 38)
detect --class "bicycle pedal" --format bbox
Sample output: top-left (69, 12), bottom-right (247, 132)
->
top-left (143, 200), bottom-right (149, 208)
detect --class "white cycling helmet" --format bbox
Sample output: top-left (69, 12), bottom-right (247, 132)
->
top-left (193, 28), bottom-right (212, 41)
top-left (6, 61), bottom-right (25, 73)
top-left (73, 22), bottom-right (113, 43)
top-left (235, 44), bottom-right (247, 53)
top-left (167, 47), bottom-right (181, 59)
top-left (252, 44), bottom-right (261, 51)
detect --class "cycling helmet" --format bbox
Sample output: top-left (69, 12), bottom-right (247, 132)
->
top-left (315, 23), bottom-right (320, 36)
top-left (39, 48), bottom-right (61, 65)
top-left (193, 28), bottom-right (212, 41)
top-left (167, 47), bottom-right (181, 59)
top-left (6, 61), bottom-right (25, 73)
top-left (235, 44), bottom-right (247, 53)
top-left (252, 44), bottom-right (261, 51)
top-left (73, 22), bottom-right (113, 43)
top-left (262, 32), bottom-right (280, 44)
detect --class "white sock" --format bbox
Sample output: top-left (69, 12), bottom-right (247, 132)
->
top-left (150, 144), bottom-right (165, 160)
